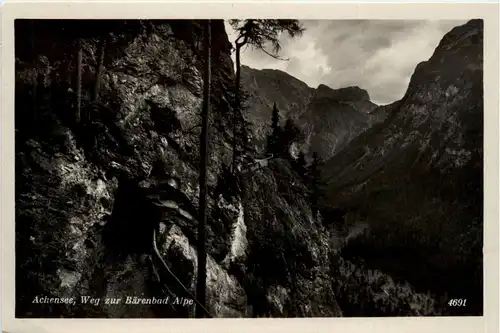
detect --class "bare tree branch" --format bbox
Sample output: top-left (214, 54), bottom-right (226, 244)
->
top-left (259, 47), bottom-right (290, 61)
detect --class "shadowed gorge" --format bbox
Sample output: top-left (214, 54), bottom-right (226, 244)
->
top-left (320, 19), bottom-right (484, 315)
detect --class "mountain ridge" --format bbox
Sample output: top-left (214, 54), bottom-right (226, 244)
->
top-left (12, 18), bottom-right (484, 318)
top-left (320, 18), bottom-right (483, 315)
top-left (241, 65), bottom-right (384, 159)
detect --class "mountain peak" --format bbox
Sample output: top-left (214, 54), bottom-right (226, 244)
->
top-left (316, 84), bottom-right (371, 102)
top-left (320, 20), bottom-right (483, 315)
top-left (240, 65), bottom-right (381, 160)
top-left (316, 83), bottom-right (334, 93)
top-left (402, 18), bottom-right (482, 106)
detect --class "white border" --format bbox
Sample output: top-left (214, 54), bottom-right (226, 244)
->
top-left (1, 2), bottom-right (498, 333)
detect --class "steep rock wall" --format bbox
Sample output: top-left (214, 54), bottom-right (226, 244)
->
top-left (15, 19), bottom-right (342, 318)
top-left (321, 19), bottom-right (483, 315)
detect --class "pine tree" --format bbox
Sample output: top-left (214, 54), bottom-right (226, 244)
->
top-left (76, 39), bottom-right (83, 124)
top-left (232, 89), bottom-right (253, 170)
top-left (266, 102), bottom-right (281, 156)
top-left (310, 152), bottom-right (321, 218)
top-left (196, 19), bottom-right (211, 318)
top-left (30, 19), bottom-right (38, 124)
top-left (92, 36), bottom-right (107, 103)
top-left (229, 20), bottom-right (304, 172)
top-left (280, 118), bottom-right (300, 157)
top-left (297, 151), bottom-right (307, 177)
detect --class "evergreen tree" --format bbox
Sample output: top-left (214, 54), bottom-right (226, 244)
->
top-left (229, 20), bottom-right (304, 172)
top-left (266, 102), bottom-right (281, 156)
top-left (30, 20), bottom-right (38, 125)
top-left (196, 19), bottom-right (211, 318)
top-left (297, 151), bottom-right (307, 177)
top-left (76, 39), bottom-right (83, 124)
top-left (232, 89), bottom-right (253, 169)
top-left (280, 118), bottom-right (301, 157)
top-left (92, 36), bottom-right (107, 103)
top-left (310, 152), bottom-right (322, 218)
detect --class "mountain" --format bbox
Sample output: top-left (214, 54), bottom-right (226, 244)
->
top-left (14, 18), bottom-right (484, 318)
top-left (241, 65), bottom-right (383, 159)
top-left (321, 19), bottom-right (483, 315)
top-left (14, 19), bottom-right (342, 318)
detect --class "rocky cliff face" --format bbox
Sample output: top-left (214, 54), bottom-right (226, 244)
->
top-left (241, 65), bottom-right (382, 159)
top-left (321, 19), bottom-right (483, 315)
top-left (15, 19), bottom-right (342, 318)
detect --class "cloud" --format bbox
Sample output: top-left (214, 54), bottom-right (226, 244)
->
top-left (225, 19), bottom-right (468, 105)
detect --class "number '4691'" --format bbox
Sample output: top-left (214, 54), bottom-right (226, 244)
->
top-left (448, 299), bottom-right (467, 306)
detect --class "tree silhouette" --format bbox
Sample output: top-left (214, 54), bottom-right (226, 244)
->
top-left (229, 20), bottom-right (305, 60)
top-left (76, 39), bottom-right (83, 124)
top-left (266, 102), bottom-right (281, 156)
top-left (30, 20), bottom-right (38, 124)
top-left (232, 89), bottom-right (253, 170)
top-left (310, 152), bottom-right (321, 218)
top-left (92, 36), bottom-right (107, 103)
top-left (280, 118), bottom-right (300, 158)
top-left (228, 19), bottom-right (304, 172)
top-left (297, 151), bottom-right (307, 177)
top-left (196, 19), bottom-right (211, 318)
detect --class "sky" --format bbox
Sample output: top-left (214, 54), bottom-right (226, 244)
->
top-left (225, 20), bottom-right (467, 105)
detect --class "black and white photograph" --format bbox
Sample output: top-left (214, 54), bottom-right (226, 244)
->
top-left (12, 16), bottom-right (485, 319)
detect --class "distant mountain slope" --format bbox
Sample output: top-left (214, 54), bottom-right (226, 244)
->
top-left (297, 97), bottom-right (371, 158)
top-left (321, 19), bottom-right (484, 315)
top-left (241, 65), bottom-right (383, 159)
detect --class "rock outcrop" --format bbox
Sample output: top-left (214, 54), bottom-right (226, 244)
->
top-left (240, 159), bottom-right (342, 317)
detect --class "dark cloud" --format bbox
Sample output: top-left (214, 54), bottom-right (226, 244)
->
top-left (225, 19), bottom-right (468, 105)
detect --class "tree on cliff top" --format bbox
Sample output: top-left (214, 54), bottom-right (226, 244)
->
top-left (228, 19), bottom-right (305, 173)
